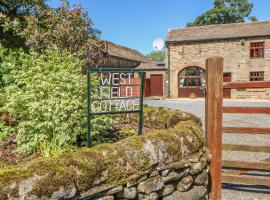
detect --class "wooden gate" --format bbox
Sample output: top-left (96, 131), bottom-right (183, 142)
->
top-left (144, 78), bottom-right (151, 97)
top-left (205, 57), bottom-right (270, 200)
top-left (150, 74), bottom-right (163, 96)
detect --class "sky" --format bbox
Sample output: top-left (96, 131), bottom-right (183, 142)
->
top-left (48, 0), bottom-right (270, 55)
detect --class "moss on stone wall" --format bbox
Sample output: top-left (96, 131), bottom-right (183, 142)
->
top-left (0, 106), bottom-right (204, 199)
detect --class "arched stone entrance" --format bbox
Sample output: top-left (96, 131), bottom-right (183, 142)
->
top-left (178, 66), bottom-right (205, 98)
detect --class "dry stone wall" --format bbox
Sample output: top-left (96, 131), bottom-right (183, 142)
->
top-left (79, 148), bottom-right (210, 200)
top-left (0, 107), bottom-right (211, 200)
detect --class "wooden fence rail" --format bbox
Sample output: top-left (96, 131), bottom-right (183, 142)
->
top-left (223, 81), bottom-right (270, 89)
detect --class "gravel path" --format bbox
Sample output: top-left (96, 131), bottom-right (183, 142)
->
top-left (145, 98), bottom-right (270, 200)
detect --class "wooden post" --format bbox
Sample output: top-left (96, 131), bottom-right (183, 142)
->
top-left (205, 57), bottom-right (223, 200)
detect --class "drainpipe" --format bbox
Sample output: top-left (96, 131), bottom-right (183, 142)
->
top-left (166, 43), bottom-right (171, 98)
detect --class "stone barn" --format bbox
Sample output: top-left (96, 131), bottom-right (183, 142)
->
top-left (95, 41), bottom-right (167, 98)
top-left (166, 21), bottom-right (270, 99)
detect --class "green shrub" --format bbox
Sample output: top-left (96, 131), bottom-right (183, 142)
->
top-left (0, 46), bottom-right (112, 153)
top-left (118, 128), bottom-right (136, 138)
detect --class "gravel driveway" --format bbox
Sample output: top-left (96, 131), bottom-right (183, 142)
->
top-left (145, 98), bottom-right (270, 200)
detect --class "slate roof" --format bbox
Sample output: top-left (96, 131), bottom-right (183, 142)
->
top-left (167, 21), bottom-right (270, 43)
top-left (104, 41), bottom-right (166, 70)
top-left (105, 41), bottom-right (150, 62)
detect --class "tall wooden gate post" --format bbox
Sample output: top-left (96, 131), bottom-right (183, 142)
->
top-left (205, 57), bottom-right (223, 200)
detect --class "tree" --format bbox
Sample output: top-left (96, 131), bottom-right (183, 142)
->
top-left (187, 0), bottom-right (257, 27)
top-left (21, 1), bottom-right (104, 63)
top-left (0, 0), bottom-right (46, 17)
top-left (0, 0), bottom-right (105, 65)
top-left (0, 0), bottom-right (47, 48)
top-left (146, 50), bottom-right (165, 62)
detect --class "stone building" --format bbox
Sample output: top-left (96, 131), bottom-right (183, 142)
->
top-left (98, 41), bottom-right (167, 97)
top-left (166, 21), bottom-right (270, 99)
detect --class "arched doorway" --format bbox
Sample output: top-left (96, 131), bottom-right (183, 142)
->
top-left (178, 66), bottom-right (205, 98)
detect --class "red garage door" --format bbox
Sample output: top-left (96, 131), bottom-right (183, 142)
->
top-left (150, 74), bottom-right (163, 96)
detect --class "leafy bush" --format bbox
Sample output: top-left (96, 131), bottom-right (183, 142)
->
top-left (0, 1), bottom-right (114, 155)
top-left (0, 46), bottom-right (112, 153)
top-left (118, 128), bottom-right (136, 138)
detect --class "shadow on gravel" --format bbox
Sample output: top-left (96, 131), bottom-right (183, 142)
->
top-left (240, 173), bottom-right (270, 177)
top-left (222, 183), bottom-right (270, 194)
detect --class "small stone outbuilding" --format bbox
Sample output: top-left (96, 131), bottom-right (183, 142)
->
top-left (98, 41), bottom-right (167, 98)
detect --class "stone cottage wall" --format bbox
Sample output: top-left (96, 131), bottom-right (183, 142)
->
top-left (168, 37), bottom-right (270, 99)
top-left (0, 107), bottom-right (211, 200)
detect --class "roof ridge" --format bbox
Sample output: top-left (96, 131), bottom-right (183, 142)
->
top-left (105, 40), bottom-right (146, 56)
top-left (103, 40), bottom-right (151, 63)
top-left (167, 20), bottom-right (270, 42)
top-left (168, 20), bottom-right (270, 33)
